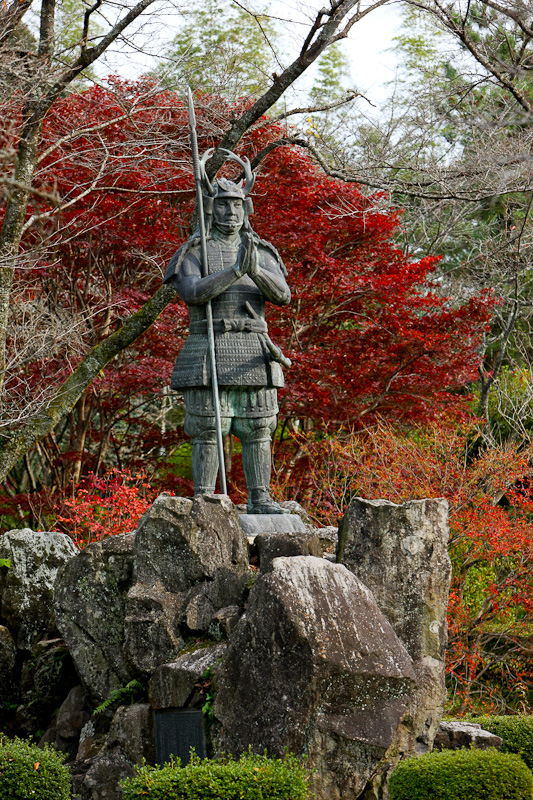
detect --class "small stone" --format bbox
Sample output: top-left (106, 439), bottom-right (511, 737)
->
top-left (315, 526), bottom-right (338, 551)
top-left (434, 720), bottom-right (503, 751)
top-left (76, 720), bottom-right (107, 761)
top-left (149, 643), bottom-right (226, 709)
top-left (239, 514), bottom-right (307, 537)
top-left (184, 568), bottom-right (248, 632)
top-left (256, 531), bottom-right (322, 573)
top-left (208, 605), bottom-right (241, 640)
top-left (56, 685), bottom-right (90, 740)
top-left (279, 501), bottom-right (311, 522)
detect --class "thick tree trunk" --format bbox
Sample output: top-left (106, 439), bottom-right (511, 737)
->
top-left (0, 111), bottom-right (43, 390)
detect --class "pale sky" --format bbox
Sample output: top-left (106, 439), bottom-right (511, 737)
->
top-left (96, 0), bottom-right (404, 109)
top-left (344, 5), bottom-right (403, 104)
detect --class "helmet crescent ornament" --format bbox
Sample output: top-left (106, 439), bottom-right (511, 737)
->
top-left (220, 148), bottom-right (256, 196)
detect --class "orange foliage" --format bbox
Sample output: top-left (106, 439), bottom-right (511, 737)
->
top-left (274, 419), bottom-right (533, 713)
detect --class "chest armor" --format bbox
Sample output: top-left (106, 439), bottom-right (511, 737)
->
top-left (171, 239), bottom-right (284, 390)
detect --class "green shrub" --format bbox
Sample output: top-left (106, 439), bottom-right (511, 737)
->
top-left (388, 748), bottom-right (533, 800)
top-left (121, 750), bottom-right (309, 800)
top-left (0, 734), bottom-right (70, 800)
top-left (468, 716), bottom-right (533, 770)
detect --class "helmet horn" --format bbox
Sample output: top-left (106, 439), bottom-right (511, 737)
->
top-left (200, 148), bottom-right (215, 196)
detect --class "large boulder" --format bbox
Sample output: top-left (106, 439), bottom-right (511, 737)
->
top-left (133, 494), bottom-right (248, 591)
top-left (213, 556), bottom-right (417, 800)
top-left (55, 494), bottom-right (251, 701)
top-left (337, 497), bottom-right (451, 797)
top-left (0, 529), bottom-right (78, 650)
top-left (55, 532), bottom-right (136, 704)
top-left (338, 498), bottom-right (450, 665)
top-left (123, 494), bottom-right (249, 675)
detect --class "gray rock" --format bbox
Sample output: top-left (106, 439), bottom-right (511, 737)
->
top-left (338, 497), bottom-right (451, 663)
top-left (239, 513), bottom-right (307, 536)
top-left (123, 494), bottom-right (249, 674)
top-left (256, 530), bottom-right (322, 573)
top-left (106, 704), bottom-right (156, 766)
top-left (15, 639), bottom-right (78, 738)
top-left (279, 500), bottom-right (312, 522)
top-left (315, 526), bottom-right (338, 551)
top-left (434, 720), bottom-right (503, 751)
top-left (123, 582), bottom-right (185, 676)
top-left (76, 720), bottom-right (107, 762)
top-left (54, 533), bottom-right (136, 704)
top-left (0, 624), bottom-right (17, 697)
top-left (338, 496), bottom-right (451, 796)
top-left (40, 685), bottom-right (92, 760)
top-left (55, 495), bottom-right (250, 700)
top-left (56, 685), bottom-right (91, 740)
top-left (214, 556), bottom-right (417, 800)
top-left (134, 494), bottom-right (248, 592)
top-left (72, 752), bottom-right (135, 800)
top-left (184, 568), bottom-right (248, 632)
top-left (149, 643), bottom-right (226, 709)
top-left (208, 605), bottom-right (241, 640)
top-left (0, 530), bottom-right (78, 650)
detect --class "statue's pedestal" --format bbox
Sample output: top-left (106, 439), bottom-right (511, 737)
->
top-left (238, 513), bottom-right (306, 543)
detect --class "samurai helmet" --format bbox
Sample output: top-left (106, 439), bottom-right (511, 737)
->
top-left (200, 148), bottom-right (255, 214)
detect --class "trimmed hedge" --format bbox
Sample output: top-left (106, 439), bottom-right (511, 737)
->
top-left (468, 715), bottom-right (533, 770)
top-left (121, 750), bottom-right (309, 800)
top-left (0, 734), bottom-right (70, 800)
top-left (388, 748), bottom-right (533, 800)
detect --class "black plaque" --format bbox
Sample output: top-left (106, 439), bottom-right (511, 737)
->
top-left (154, 708), bottom-right (207, 766)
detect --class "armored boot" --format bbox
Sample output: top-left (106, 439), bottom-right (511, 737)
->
top-left (191, 440), bottom-right (219, 495)
top-left (241, 431), bottom-right (288, 514)
top-left (247, 488), bottom-right (288, 514)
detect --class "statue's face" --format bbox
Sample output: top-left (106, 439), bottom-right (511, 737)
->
top-left (213, 197), bottom-right (244, 235)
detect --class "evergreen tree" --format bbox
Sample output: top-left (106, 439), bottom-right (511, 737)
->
top-left (153, 0), bottom-right (279, 99)
top-left (309, 43), bottom-right (352, 106)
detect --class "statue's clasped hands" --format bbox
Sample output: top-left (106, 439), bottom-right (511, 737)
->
top-left (235, 233), bottom-right (259, 279)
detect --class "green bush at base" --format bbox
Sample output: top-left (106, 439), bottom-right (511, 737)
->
top-left (468, 716), bottom-right (533, 770)
top-left (388, 748), bottom-right (533, 800)
top-left (0, 735), bottom-right (70, 800)
top-left (121, 750), bottom-right (310, 800)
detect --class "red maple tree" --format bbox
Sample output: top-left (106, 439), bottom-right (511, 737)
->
top-left (1, 80), bottom-right (493, 524)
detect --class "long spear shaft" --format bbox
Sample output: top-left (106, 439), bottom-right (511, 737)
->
top-left (187, 88), bottom-right (227, 495)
